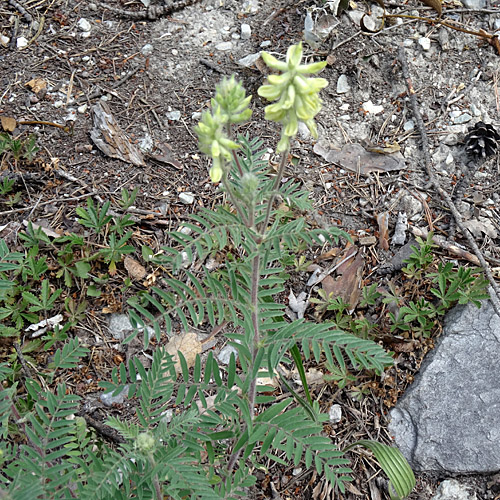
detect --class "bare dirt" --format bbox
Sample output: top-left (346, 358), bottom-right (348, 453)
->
top-left (1, 0), bottom-right (500, 498)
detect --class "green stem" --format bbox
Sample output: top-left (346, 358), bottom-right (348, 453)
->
top-left (147, 455), bottom-right (162, 500)
top-left (227, 123), bottom-right (243, 176)
top-left (222, 169), bottom-right (249, 227)
top-left (259, 146), bottom-right (289, 234)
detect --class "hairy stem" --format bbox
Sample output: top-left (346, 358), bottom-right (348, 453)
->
top-left (259, 147), bottom-right (289, 233)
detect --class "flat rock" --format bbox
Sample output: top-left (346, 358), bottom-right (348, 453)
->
top-left (389, 300), bottom-right (500, 473)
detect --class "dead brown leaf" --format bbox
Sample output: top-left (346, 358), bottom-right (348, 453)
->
top-left (314, 142), bottom-right (405, 175)
top-left (26, 78), bottom-right (47, 94)
top-left (164, 332), bottom-right (202, 377)
top-left (147, 142), bottom-right (182, 169)
top-left (322, 251), bottom-right (364, 312)
top-left (420, 0), bottom-right (442, 17)
top-left (316, 247), bottom-right (341, 262)
top-left (1, 116), bottom-right (17, 132)
top-left (124, 256), bottom-right (147, 280)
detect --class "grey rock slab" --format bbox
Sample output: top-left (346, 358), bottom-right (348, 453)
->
top-left (389, 300), bottom-right (500, 473)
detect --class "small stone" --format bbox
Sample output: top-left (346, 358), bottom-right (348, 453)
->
top-left (461, 0), bottom-right (486, 8)
top-left (53, 100), bottom-right (64, 108)
top-left (16, 37), bottom-right (29, 49)
top-left (179, 192), bottom-right (194, 204)
top-left (336, 74), bottom-right (350, 94)
top-left (77, 18), bottom-right (91, 32)
top-left (445, 153), bottom-right (454, 165)
top-left (64, 109), bottom-right (77, 122)
top-left (191, 111), bottom-right (202, 120)
top-left (100, 385), bottom-right (129, 406)
top-left (329, 404), bottom-right (342, 423)
top-left (139, 133), bottom-right (153, 153)
top-left (78, 104), bottom-right (88, 114)
top-left (166, 110), bottom-right (181, 121)
top-left (0, 35), bottom-right (10, 46)
top-left (237, 52), bottom-right (261, 67)
top-left (260, 40), bottom-right (271, 48)
top-left (141, 43), bottom-right (154, 56)
top-left (171, 48), bottom-right (178, 56)
top-left (240, 0), bottom-right (260, 14)
top-left (470, 103), bottom-right (481, 117)
top-left (217, 344), bottom-right (239, 365)
top-left (298, 121), bottom-right (310, 139)
top-left (403, 120), bottom-right (415, 131)
top-left (161, 409), bottom-right (174, 424)
top-left (443, 134), bottom-right (458, 146)
top-left (403, 39), bottom-right (414, 47)
top-left (241, 23), bottom-right (251, 39)
top-left (292, 468), bottom-right (303, 476)
top-left (231, 33), bottom-right (240, 40)
top-left (215, 41), bottom-right (233, 51)
top-left (362, 100), bottom-right (384, 114)
top-left (431, 479), bottom-right (475, 500)
top-left (418, 37), bottom-right (431, 51)
top-left (452, 113), bottom-right (472, 124)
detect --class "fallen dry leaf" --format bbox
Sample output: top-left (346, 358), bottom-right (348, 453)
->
top-left (164, 331), bottom-right (202, 377)
top-left (291, 367), bottom-right (324, 386)
top-left (316, 247), bottom-right (341, 262)
top-left (124, 256), bottom-right (147, 280)
top-left (322, 251), bottom-right (364, 312)
top-left (314, 142), bottom-right (405, 175)
top-left (462, 218), bottom-right (498, 239)
top-left (1, 116), bottom-right (17, 132)
top-left (147, 142), bottom-right (182, 169)
top-left (26, 78), bottom-right (47, 94)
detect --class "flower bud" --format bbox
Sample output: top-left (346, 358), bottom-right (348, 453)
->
top-left (136, 432), bottom-right (155, 454)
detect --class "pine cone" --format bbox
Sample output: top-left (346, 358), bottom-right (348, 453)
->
top-left (464, 121), bottom-right (500, 157)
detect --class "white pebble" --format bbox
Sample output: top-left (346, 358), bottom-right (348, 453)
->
top-left (216, 41), bottom-right (233, 51)
top-left (16, 37), bottom-right (28, 49)
top-left (329, 404), bottom-right (342, 423)
top-left (141, 43), bottom-right (154, 56)
top-left (77, 18), bottom-right (91, 32)
top-left (336, 74), bottom-right (350, 94)
top-left (166, 110), bottom-right (181, 121)
top-left (418, 37), bottom-right (431, 51)
top-left (241, 23), bottom-right (251, 40)
top-left (179, 192), bottom-right (195, 205)
top-left (362, 100), bottom-right (384, 114)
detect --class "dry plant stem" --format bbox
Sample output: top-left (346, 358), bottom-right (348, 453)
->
top-left (398, 45), bottom-right (500, 318)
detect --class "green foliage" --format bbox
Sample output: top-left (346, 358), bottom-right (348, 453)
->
top-left (118, 187), bottom-right (139, 210)
top-left (76, 198), bottom-right (112, 234)
top-left (0, 132), bottom-right (39, 163)
top-left (0, 49), bottom-right (442, 500)
top-left (312, 234), bottom-right (489, 340)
